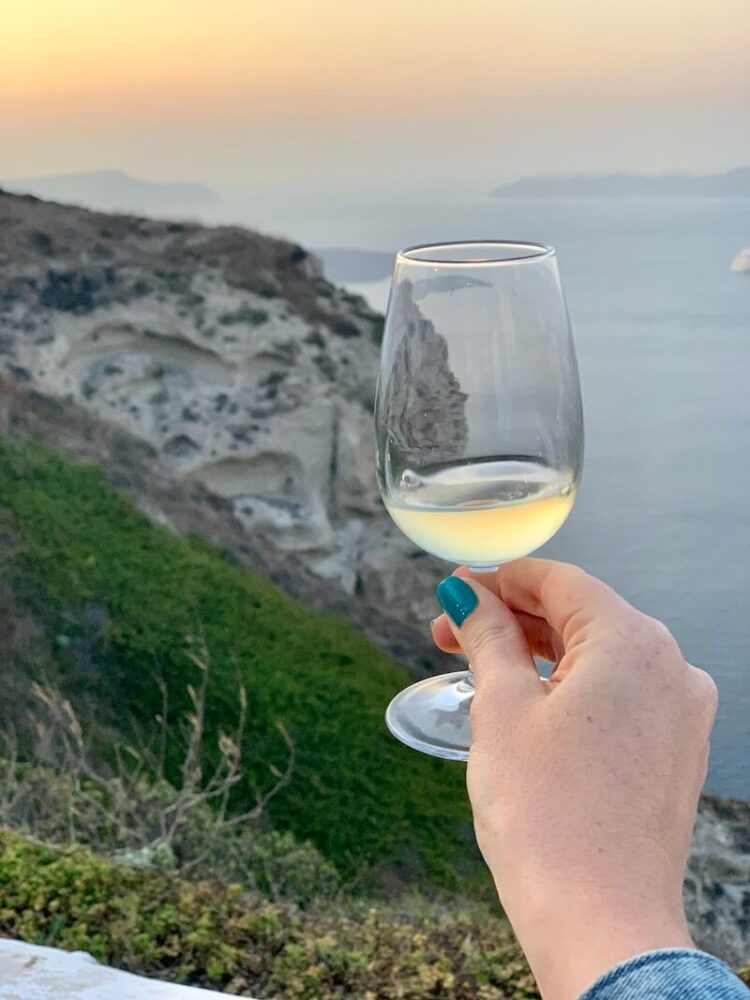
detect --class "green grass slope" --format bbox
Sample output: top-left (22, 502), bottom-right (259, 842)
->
top-left (0, 439), bottom-right (473, 886)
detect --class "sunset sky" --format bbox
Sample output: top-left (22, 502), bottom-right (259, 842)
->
top-left (3, 0), bottom-right (749, 196)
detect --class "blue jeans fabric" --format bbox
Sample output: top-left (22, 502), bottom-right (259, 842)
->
top-left (579, 949), bottom-right (750, 999)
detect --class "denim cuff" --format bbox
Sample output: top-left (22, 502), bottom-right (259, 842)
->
top-left (579, 948), bottom-right (750, 999)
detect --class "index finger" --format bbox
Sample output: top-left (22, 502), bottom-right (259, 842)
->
top-left (494, 558), bottom-right (630, 645)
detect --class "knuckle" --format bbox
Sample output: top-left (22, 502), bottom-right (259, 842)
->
top-left (468, 619), bottom-right (518, 660)
top-left (636, 613), bottom-right (680, 653)
top-left (556, 562), bottom-right (589, 587)
top-left (546, 563), bottom-right (590, 604)
top-left (559, 562), bottom-right (618, 603)
top-left (689, 666), bottom-right (719, 713)
top-left (623, 613), bottom-right (682, 674)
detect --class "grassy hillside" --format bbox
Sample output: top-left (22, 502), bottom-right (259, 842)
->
top-left (0, 438), bottom-right (473, 887)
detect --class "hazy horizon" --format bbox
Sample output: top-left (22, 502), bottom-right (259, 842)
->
top-left (4, 0), bottom-right (749, 202)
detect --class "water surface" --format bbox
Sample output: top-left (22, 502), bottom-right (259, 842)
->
top-left (257, 194), bottom-right (750, 797)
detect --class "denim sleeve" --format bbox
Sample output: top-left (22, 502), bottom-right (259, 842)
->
top-left (579, 949), bottom-right (750, 999)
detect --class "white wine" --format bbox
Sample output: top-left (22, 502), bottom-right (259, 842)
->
top-left (385, 458), bottom-right (575, 566)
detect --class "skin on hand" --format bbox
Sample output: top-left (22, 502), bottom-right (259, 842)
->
top-left (432, 558), bottom-right (718, 1000)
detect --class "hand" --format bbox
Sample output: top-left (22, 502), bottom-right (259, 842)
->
top-left (432, 558), bottom-right (718, 1000)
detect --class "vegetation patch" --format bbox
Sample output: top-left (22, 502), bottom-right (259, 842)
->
top-left (0, 829), bottom-right (538, 999)
top-left (0, 438), bottom-right (474, 888)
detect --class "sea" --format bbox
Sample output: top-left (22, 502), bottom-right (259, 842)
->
top-left (247, 193), bottom-right (750, 799)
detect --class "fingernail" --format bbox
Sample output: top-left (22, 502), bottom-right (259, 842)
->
top-left (436, 576), bottom-right (478, 628)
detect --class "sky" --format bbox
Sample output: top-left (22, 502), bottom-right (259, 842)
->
top-left (2, 0), bottom-right (749, 198)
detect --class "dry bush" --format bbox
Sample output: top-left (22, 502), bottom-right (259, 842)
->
top-left (0, 636), bottom-right (339, 905)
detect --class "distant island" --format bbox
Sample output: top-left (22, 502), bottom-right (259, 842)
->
top-left (2, 169), bottom-right (221, 215)
top-left (492, 166), bottom-right (750, 198)
top-left (315, 247), bottom-right (395, 283)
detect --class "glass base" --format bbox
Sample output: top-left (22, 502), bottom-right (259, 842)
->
top-left (385, 670), bottom-right (473, 761)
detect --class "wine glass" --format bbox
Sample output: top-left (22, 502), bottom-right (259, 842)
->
top-left (374, 241), bottom-right (583, 760)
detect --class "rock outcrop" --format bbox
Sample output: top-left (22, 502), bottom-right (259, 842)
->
top-left (0, 189), bottom-right (451, 670)
top-left (0, 377), bottom-right (450, 679)
top-left (686, 793), bottom-right (750, 965)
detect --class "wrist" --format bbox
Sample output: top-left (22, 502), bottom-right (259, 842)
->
top-left (496, 872), bottom-right (693, 1000)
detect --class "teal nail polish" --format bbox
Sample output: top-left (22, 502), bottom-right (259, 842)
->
top-left (436, 576), bottom-right (478, 627)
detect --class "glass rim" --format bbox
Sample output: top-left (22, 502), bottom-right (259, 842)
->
top-left (396, 240), bottom-right (556, 266)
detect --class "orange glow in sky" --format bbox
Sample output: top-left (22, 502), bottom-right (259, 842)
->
top-left (2, 0), bottom-right (749, 185)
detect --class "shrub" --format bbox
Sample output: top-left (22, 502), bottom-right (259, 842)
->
top-left (0, 651), bottom-right (339, 907)
top-left (0, 759), bottom-right (340, 907)
top-left (0, 829), bottom-right (537, 999)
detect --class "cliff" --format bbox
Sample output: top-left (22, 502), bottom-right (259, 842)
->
top-left (0, 188), bottom-right (452, 675)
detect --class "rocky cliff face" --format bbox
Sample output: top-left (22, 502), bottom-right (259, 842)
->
top-left (0, 188), bottom-right (450, 656)
top-left (685, 793), bottom-right (750, 965)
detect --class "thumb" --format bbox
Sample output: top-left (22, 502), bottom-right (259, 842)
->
top-left (436, 574), bottom-right (544, 714)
